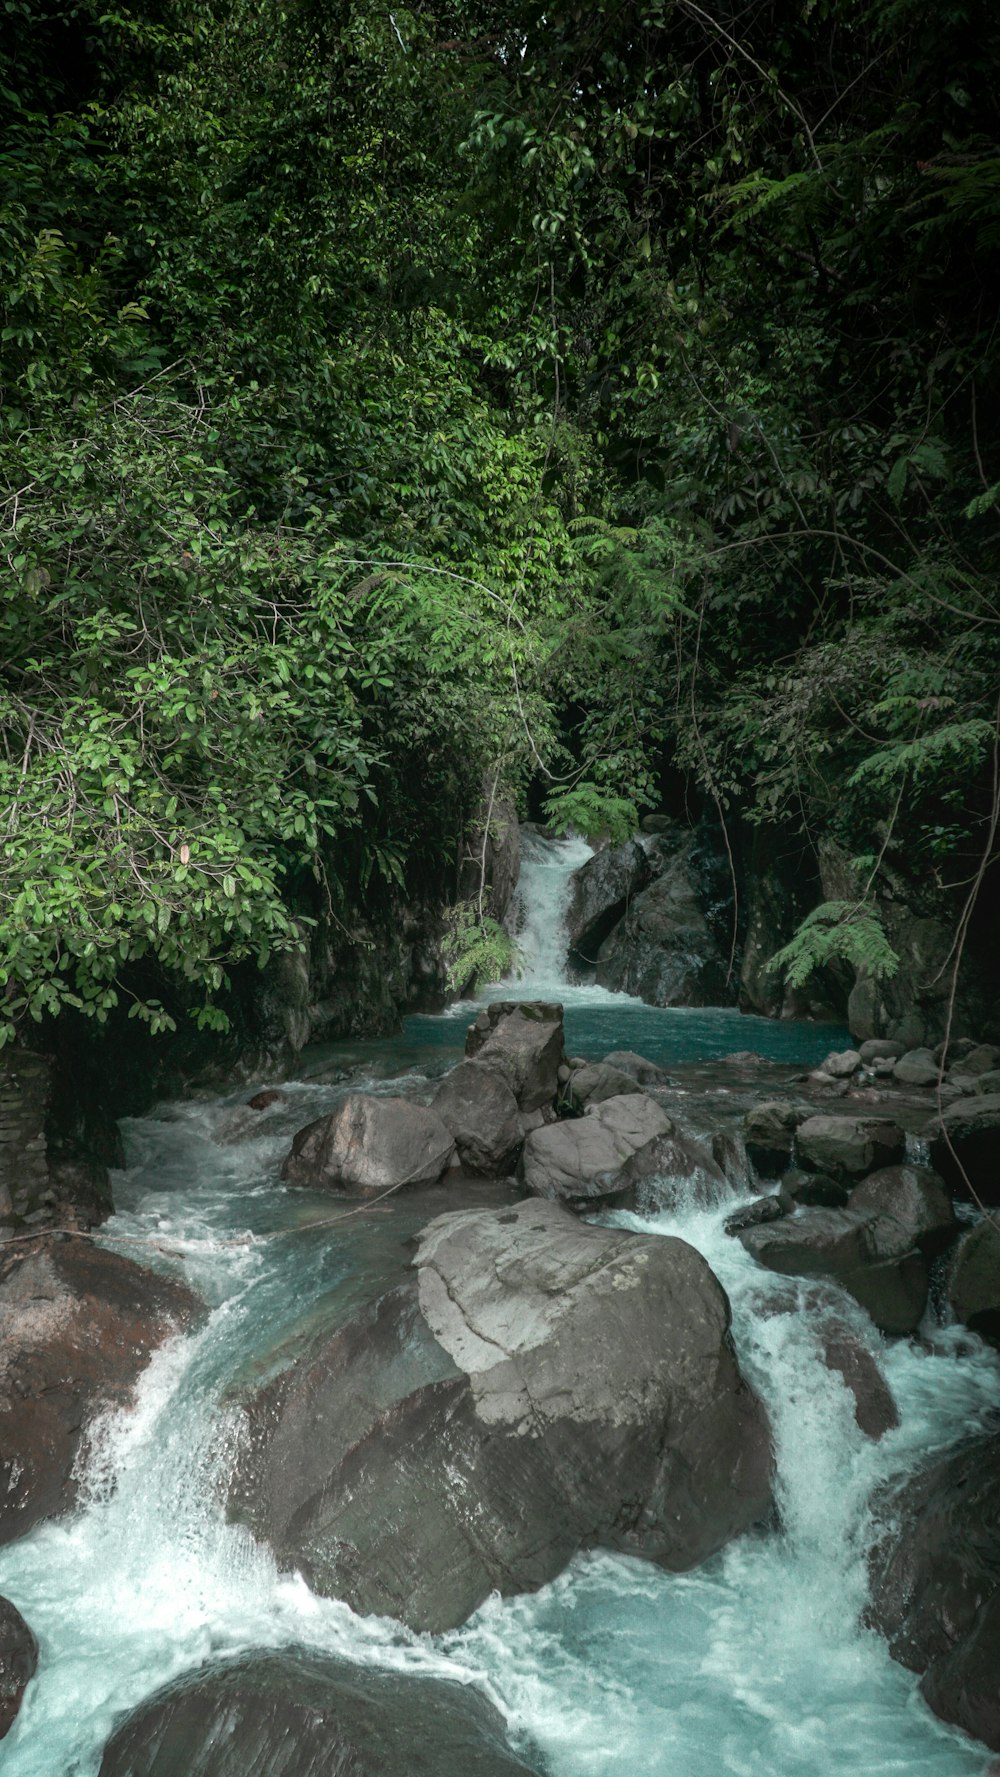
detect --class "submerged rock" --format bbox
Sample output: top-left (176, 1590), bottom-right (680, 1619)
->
top-left (0, 1595), bottom-right (38, 1739)
top-left (762, 1285), bottom-right (899, 1440)
top-left (868, 1431), bottom-right (1000, 1752)
top-left (229, 1200), bottom-right (773, 1633)
top-left (0, 1239), bottom-right (201, 1544)
top-left (99, 1648), bottom-right (543, 1777)
top-left (281, 1095), bottom-right (456, 1195)
top-left (521, 1094), bottom-right (673, 1208)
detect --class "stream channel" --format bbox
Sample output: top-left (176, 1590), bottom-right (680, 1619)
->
top-left (1, 834), bottom-right (999, 1775)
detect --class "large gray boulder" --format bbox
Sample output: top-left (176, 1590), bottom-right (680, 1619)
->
top-left (594, 836), bottom-right (733, 1007)
top-left (229, 1200), bottom-right (773, 1633)
top-left (847, 1165), bottom-right (957, 1257)
top-left (738, 1204), bottom-right (929, 1335)
top-left (465, 1002), bottom-right (565, 1112)
top-left (99, 1649), bottom-right (542, 1777)
top-left (0, 1241), bottom-right (201, 1545)
top-left (868, 1432), bottom-right (1000, 1752)
top-left (565, 840), bottom-right (651, 964)
top-left (794, 1114), bottom-right (905, 1180)
top-left (432, 1061), bottom-right (522, 1176)
top-left (927, 1094), bottom-right (1000, 1205)
top-left (521, 1094), bottom-right (673, 1208)
top-left (0, 1595), bottom-right (37, 1740)
top-left (604, 1129), bottom-right (733, 1216)
top-left (281, 1095), bottom-right (456, 1194)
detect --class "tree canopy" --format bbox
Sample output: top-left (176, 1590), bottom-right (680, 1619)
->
top-left (2, 0), bottom-right (998, 1039)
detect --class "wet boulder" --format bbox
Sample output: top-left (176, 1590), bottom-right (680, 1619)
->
top-left (762, 1285), bottom-right (898, 1440)
top-left (603, 1050), bottom-right (673, 1087)
top-left (465, 1002), bottom-right (565, 1113)
top-left (229, 1200), bottom-right (773, 1633)
top-left (99, 1648), bottom-right (542, 1777)
top-left (281, 1095), bottom-right (455, 1195)
top-left (927, 1094), bottom-right (1000, 1206)
top-left (565, 840), bottom-right (651, 964)
top-left (521, 1094), bottom-right (673, 1209)
top-left (818, 1317), bottom-right (899, 1439)
top-left (945, 1219), bottom-right (1000, 1345)
top-left (868, 1431), bottom-right (1000, 1752)
top-left (432, 1062), bottom-right (522, 1176)
top-left (847, 1165), bottom-right (957, 1257)
top-left (743, 1101), bottom-right (813, 1178)
top-left (0, 1240), bottom-right (201, 1544)
top-left (738, 1204), bottom-right (929, 1335)
top-left (608, 1128), bottom-right (733, 1216)
top-left (0, 1595), bottom-right (37, 1739)
top-left (794, 1114), bottom-right (905, 1180)
top-left (711, 1132), bottom-right (753, 1192)
top-left (594, 836), bottom-right (733, 1008)
top-left (562, 1060), bottom-right (644, 1109)
top-left (723, 1193), bottom-right (791, 1236)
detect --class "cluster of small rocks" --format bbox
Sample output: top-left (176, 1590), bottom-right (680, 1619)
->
top-left (805, 1038), bottom-right (1000, 1103)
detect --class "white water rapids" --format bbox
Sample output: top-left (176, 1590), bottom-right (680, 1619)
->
top-left (1, 836), bottom-right (998, 1775)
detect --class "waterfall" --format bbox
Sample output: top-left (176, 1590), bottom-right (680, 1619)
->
top-left (506, 828), bottom-right (593, 991)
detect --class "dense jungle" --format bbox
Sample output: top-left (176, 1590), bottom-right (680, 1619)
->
top-left (3, 0), bottom-right (999, 1058)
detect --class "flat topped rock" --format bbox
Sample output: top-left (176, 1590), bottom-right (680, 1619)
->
top-left (795, 1114), bottom-right (905, 1180)
top-left (99, 1649), bottom-right (542, 1777)
top-left (229, 1199), bottom-right (772, 1632)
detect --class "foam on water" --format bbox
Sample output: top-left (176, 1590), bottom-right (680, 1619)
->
top-left (444, 1199), bottom-right (1000, 1777)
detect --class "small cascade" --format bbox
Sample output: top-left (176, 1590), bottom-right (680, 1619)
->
top-left (505, 829), bottom-right (593, 992)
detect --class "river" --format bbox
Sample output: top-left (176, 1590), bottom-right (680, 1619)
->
top-left (1, 834), bottom-right (997, 1775)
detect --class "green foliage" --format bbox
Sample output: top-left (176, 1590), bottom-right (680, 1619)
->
top-left (769, 902), bottom-right (900, 990)
top-left (543, 786), bottom-right (638, 848)
top-left (441, 904), bottom-right (517, 995)
top-left (2, 0), bottom-right (998, 1039)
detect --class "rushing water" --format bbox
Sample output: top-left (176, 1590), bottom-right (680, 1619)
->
top-left (1, 836), bottom-right (998, 1776)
